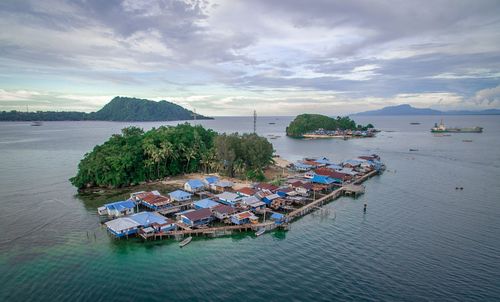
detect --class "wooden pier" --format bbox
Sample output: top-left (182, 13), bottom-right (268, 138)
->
top-left (139, 221), bottom-right (278, 240)
top-left (287, 169), bottom-right (378, 221)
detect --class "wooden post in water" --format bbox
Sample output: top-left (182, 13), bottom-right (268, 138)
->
top-left (363, 203), bottom-right (367, 213)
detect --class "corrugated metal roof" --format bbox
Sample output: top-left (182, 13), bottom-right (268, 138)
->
top-left (194, 198), bottom-right (220, 209)
top-left (238, 187), bottom-right (256, 196)
top-left (105, 200), bottom-right (135, 211)
top-left (105, 217), bottom-right (140, 232)
top-left (216, 191), bottom-right (240, 202)
top-left (204, 176), bottom-right (219, 184)
top-left (169, 190), bottom-right (192, 199)
top-left (129, 212), bottom-right (167, 226)
top-left (186, 179), bottom-right (205, 188)
top-left (183, 208), bottom-right (213, 221)
top-left (212, 204), bottom-right (237, 215)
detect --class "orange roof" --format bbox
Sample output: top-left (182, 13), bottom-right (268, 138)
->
top-left (139, 192), bottom-right (171, 205)
top-left (238, 187), bottom-right (256, 196)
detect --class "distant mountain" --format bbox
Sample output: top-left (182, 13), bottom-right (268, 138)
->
top-left (0, 96), bottom-right (212, 121)
top-left (354, 104), bottom-right (500, 116)
top-left (89, 96), bottom-right (211, 121)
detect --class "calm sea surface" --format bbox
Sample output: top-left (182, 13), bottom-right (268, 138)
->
top-left (1, 116), bottom-right (500, 301)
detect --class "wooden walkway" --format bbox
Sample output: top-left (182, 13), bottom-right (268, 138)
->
top-left (140, 221), bottom-right (277, 240)
top-left (287, 170), bottom-right (378, 221)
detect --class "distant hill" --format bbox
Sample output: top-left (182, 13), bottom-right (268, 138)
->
top-left (355, 104), bottom-right (500, 116)
top-left (0, 96), bottom-right (212, 121)
top-left (89, 97), bottom-right (210, 121)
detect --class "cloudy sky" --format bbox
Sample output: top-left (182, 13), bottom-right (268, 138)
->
top-left (1, 0), bottom-right (499, 115)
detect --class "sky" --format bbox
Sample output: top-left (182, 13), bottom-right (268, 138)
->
top-left (0, 0), bottom-right (499, 116)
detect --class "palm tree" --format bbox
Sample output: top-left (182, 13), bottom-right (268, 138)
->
top-left (233, 159), bottom-right (246, 178)
top-left (160, 141), bottom-right (174, 174)
top-left (184, 147), bottom-right (197, 172)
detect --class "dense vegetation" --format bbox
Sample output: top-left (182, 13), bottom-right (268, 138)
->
top-left (0, 110), bottom-right (89, 121)
top-left (70, 124), bottom-right (274, 189)
top-left (0, 96), bottom-right (211, 121)
top-left (90, 97), bottom-right (211, 121)
top-left (214, 133), bottom-right (274, 180)
top-left (286, 114), bottom-right (373, 137)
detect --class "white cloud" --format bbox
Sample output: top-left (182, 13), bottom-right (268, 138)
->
top-left (0, 89), bottom-right (44, 101)
top-left (472, 85), bottom-right (500, 106)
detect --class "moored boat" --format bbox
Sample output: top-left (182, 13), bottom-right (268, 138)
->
top-left (255, 228), bottom-right (265, 236)
top-left (431, 120), bottom-right (482, 133)
top-left (179, 236), bottom-right (192, 247)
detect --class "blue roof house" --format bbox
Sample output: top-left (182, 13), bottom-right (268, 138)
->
top-left (262, 194), bottom-right (280, 205)
top-left (169, 190), bottom-right (192, 202)
top-left (129, 212), bottom-right (168, 227)
top-left (105, 217), bottom-right (140, 238)
top-left (311, 175), bottom-right (338, 185)
top-left (193, 198), bottom-right (220, 209)
top-left (184, 179), bottom-right (206, 192)
top-left (129, 212), bottom-right (176, 233)
top-left (270, 213), bottom-right (286, 225)
top-left (203, 176), bottom-right (219, 185)
top-left (100, 200), bottom-right (136, 218)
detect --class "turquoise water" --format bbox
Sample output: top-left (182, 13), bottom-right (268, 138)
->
top-left (1, 116), bottom-right (500, 301)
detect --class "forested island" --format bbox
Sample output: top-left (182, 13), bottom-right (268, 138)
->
top-left (0, 96), bottom-right (211, 122)
top-left (286, 114), bottom-right (374, 137)
top-left (70, 123), bottom-right (274, 189)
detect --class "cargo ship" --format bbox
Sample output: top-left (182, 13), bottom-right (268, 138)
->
top-left (431, 120), bottom-right (483, 133)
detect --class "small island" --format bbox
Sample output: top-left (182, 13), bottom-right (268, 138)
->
top-left (0, 96), bottom-right (212, 122)
top-left (286, 114), bottom-right (375, 138)
top-left (71, 123), bottom-right (274, 190)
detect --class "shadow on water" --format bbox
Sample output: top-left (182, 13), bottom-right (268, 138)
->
top-left (271, 230), bottom-right (287, 240)
top-left (75, 183), bottom-right (179, 212)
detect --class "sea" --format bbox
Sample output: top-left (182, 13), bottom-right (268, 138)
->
top-left (1, 116), bottom-right (499, 302)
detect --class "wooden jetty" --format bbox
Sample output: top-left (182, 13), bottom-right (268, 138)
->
top-left (343, 184), bottom-right (365, 197)
top-left (287, 170), bottom-right (378, 221)
top-left (139, 221), bottom-right (278, 240)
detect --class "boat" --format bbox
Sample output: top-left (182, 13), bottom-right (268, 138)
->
top-left (31, 121), bottom-right (43, 126)
top-left (268, 122), bottom-right (276, 125)
top-left (179, 236), bottom-right (192, 247)
top-left (409, 149), bottom-right (419, 152)
top-left (431, 120), bottom-right (482, 133)
top-left (462, 139), bottom-right (473, 142)
top-left (255, 228), bottom-right (266, 236)
top-left (410, 122), bottom-right (421, 125)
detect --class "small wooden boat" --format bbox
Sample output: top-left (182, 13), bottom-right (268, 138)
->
top-left (255, 228), bottom-right (265, 236)
top-left (31, 121), bottom-right (43, 126)
top-left (409, 148), bottom-right (419, 152)
top-left (179, 236), bottom-right (192, 247)
top-left (409, 122), bottom-right (421, 125)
